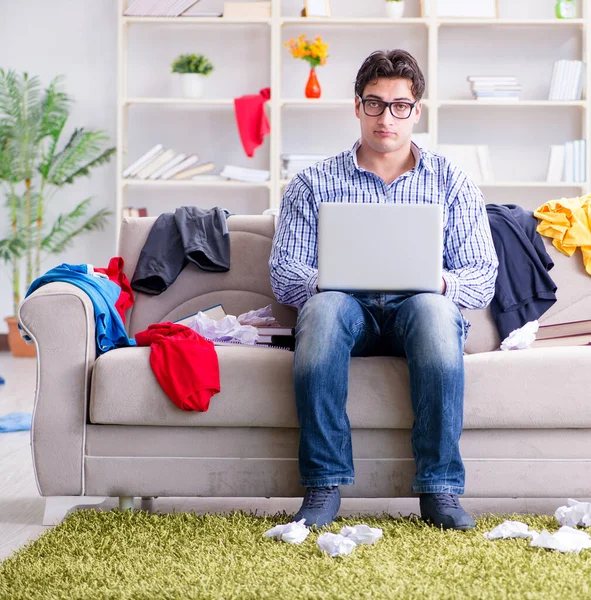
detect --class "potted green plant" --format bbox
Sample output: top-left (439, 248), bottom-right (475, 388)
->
top-left (385, 0), bottom-right (405, 19)
top-left (0, 70), bottom-right (114, 357)
top-left (171, 53), bottom-right (214, 99)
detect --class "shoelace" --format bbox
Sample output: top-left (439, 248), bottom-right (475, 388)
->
top-left (304, 486), bottom-right (335, 509)
top-left (432, 494), bottom-right (461, 509)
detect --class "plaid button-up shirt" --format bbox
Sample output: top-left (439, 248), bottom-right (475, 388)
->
top-left (270, 140), bottom-right (499, 310)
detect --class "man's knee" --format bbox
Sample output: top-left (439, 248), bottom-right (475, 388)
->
top-left (408, 293), bottom-right (463, 327)
top-left (297, 291), bottom-right (355, 327)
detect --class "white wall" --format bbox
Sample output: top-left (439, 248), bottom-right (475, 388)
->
top-left (0, 0), bottom-right (118, 331)
top-left (0, 0), bottom-right (584, 330)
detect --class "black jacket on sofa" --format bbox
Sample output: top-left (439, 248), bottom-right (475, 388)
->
top-left (486, 203), bottom-right (557, 341)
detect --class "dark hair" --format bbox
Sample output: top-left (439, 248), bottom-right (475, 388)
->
top-left (355, 49), bottom-right (425, 101)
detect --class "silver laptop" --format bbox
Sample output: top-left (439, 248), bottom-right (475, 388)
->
top-left (317, 202), bottom-right (443, 293)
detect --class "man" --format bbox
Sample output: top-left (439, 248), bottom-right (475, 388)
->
top-left (269, 49), bottom-right (499, 530)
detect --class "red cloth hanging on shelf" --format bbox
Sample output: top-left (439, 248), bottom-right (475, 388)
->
top-left (234, 87), bottom-right (271, 158)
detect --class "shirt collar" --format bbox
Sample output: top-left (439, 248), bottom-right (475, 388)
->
top-left (347, 139), bottom-right (435, 176)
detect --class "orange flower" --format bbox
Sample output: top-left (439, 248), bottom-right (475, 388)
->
top-left (285, 34), bottom-right (329, 68)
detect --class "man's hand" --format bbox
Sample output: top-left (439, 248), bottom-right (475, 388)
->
top-left (441, 277), bottom-right (446, 294)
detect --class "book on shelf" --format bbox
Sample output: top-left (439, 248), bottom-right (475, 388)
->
top-left (160, 155), bottom-right (200, 180)
top-left (135, 148), bottom-right (177, 179)
top-left (174, 304), bottom-right (227, 327)
top-left (223, 1), bottom-right (271, 18)
top-left (281, 154), bottom-right (328, 179)
top-left (547, 139), bottom-right (586, 183)
top-left (536, 319), bottom-right (591, 340)
top-left (466, 76), bottom-right (521, 101)
top-left (546, 145), bottom-right (566, 183)
top-left (121, 206), bottom-right (148, 218)
top-left (220, 165), bottom-right (270, 183)
top-left (180, 12), bottom-right (223, 17)
top-left (548, 60), bottom-right (584, 101)
top-left (530, 333), bottom-right (591, 348)
top-left (436, 144), bottom-right (494, 183)
top-left (562, 139), bottom-right (586, 183)
top-left (149, 152), bottom-right (187, 179)
top-left (180, 5), bottom-right (223, 17)
top-left (122, 144), bottom-right (163, 178)
top-left (173, 162), bottom-right (216, 179)
top-left (124, 0), bottom-right (200, 17)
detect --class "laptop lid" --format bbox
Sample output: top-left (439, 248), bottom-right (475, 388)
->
top-left (317, 202), bottom-right (444, 293)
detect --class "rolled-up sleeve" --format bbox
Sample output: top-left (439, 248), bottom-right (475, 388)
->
top-left (269, 176), bottom-right (319, 308)
top-left (442, 175), bottom-right (499, 309)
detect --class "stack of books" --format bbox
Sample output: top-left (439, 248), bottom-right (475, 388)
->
top-left (546, 139), bottom-right (586, 183)
top-left (123, 144), bottom-right (215, 180)
top-left (531, 319), bottom-right (591, 348)
top-left (220, 165), bottom-right (270, 183)
top-left (256, 325), bottom-right (295, 350)
top-left (548, 60), bottom-right (585, 101)
top-left (467, 76), bottom-right (521, 101)
top-left (124, 0), bottom-right (199, 16)
top-left (281, 154), bottom-right (328, 179)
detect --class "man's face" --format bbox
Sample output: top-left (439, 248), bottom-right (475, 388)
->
top-left (355, 77), bottom-right (422, 155)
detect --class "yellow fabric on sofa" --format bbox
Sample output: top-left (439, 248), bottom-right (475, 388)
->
top-left (534, 194), bottom-right (591, 274)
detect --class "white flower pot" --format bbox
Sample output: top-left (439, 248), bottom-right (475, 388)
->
top-left (180, 74), bottom-right (205, 98)
top-left (385, 1), bottom-right (405, 18)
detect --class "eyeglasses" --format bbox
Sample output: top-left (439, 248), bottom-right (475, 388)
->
top-left (357, 95), bottom-right (417, 119)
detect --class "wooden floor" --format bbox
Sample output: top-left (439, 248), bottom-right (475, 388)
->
top-left (0, 350), bottom-right (578, 561)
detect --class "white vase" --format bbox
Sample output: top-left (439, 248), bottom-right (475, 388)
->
top-left (180, 74), bottom-right (205, 98)
top-left (385, 1), bottom-right (405, 18)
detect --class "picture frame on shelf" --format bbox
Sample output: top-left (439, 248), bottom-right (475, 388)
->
top-left (421, 0), bottom-right (498, 18)
top-left (303, 0), bottom-right (331, 18)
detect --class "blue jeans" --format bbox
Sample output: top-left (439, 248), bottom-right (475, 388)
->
top-left (294, 291), bottom-right (466, 494)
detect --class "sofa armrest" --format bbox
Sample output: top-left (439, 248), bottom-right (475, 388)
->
top-left (18, 282), bottom-right (97, 496)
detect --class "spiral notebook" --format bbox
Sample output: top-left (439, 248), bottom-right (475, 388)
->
top-left (210, 339), bottom-right (292, 351)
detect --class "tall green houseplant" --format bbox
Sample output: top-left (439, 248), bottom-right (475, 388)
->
top-left (0, 70), bottom-right (115, 315)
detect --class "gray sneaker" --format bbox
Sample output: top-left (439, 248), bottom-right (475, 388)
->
top-left (294, 486), bottom-right (341, 528)
top-left (420, 493), bottom-right (476, 530)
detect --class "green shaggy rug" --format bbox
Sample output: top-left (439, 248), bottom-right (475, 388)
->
top-left (1, 510), bottom-right (590, 600)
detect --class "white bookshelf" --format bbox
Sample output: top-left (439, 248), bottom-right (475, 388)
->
top-left (116, 0), bottom-right (591, 241)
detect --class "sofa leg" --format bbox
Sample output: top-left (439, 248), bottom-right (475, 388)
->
top-left (118, 496), bottom-right (135, 511)
top-left (140, 497), bottom-right (155, 512)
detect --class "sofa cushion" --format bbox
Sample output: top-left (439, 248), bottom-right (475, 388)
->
top-left (90, 345), bottom-right (591, 429)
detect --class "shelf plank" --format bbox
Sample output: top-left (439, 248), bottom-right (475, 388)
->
top-left (122, 16), bottom-right (582, 27)
top-left (281, 98), bottom-right (430, 107)
top-left (126, 97), bottom-right (235, 105)
top-left (439, 100), bottom-right (586, 107)
top-left (123, 16), bottom-right (271, 25)
top-left (438, 18), bottom-right (584, 26)
top-left (281, 17), bottom-right (428, 26)
top-left (281, 98), bottom-right (353, 106)
top-left (122, 177), bottom-right (271, 188)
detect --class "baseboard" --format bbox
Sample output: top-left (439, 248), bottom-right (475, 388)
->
top-left (0, 333), bottom-right (7, 352)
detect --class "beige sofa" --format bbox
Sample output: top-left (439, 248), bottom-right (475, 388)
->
top-left (18, 214), bottom-right (591, 520)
